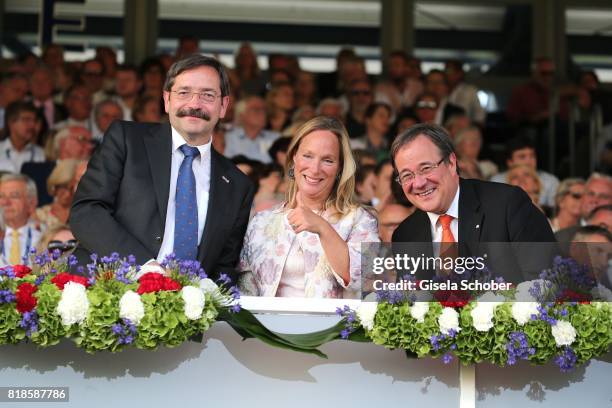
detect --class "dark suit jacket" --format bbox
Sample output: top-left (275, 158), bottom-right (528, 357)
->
top-left (21, 161), bottom-right (55, 206)
top-left (69, 121), bottom-right (255, 282)
top-left (392, 178), bottom-right (557, 282)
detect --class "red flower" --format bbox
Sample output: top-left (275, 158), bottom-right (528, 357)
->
top-left (435, 290), bottom-right (471, 308)
top-left (16, 282), bottom-right (38, 313)
top-left (557, 289), bottom-right (591, 304)
top-left (137, 272), bottom-right (182, 294)
top-left (12, 265), bottom-right (32, 278)
top-left (51, 272), bottom-right (90, 290)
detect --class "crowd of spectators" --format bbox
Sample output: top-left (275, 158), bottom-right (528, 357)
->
top-left (0, 39), bottom-right (611, 265)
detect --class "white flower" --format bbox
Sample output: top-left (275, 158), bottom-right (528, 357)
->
top-left (438, 307), bottom-right (461, 335)
top-left (119, 290), bottom-right (145, 325)
top-left (551, 320), bottom-right (577, 346)
top-left (357, 302), bottom-right (378, 330)
top-left (136, 262), bottom-right (166, 278)
top-left (199, 278), bottom-right (233, 306)
top-left (409, 302), bottom-right (430, 323)
top-left (511, 301), bottom-right (540, 326)
top-left (56, 282), bottom-right (89, 326)
top-left (470, 303), bottom-right (496, 332)
top-left (181, 286), bottom-right (205, 320)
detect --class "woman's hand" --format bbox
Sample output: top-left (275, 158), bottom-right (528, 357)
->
top-left (287, 194), bottom-right (328, 234)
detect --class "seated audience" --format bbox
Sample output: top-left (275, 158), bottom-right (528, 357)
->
top-left (0, 174), bottom-right (41, 266)
top-left (35, 159), bottom-right (81, 231)
top-left (550, 178), bottom-right (585, 232)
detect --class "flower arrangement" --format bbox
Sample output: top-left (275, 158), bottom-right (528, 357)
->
top-left (344, 258), bottom-right (612, 372)
top-left (0, 250), bottom-right (240, 353)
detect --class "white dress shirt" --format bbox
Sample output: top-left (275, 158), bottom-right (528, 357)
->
top-left (0, 223), bottom-right (41, 267)
top-left (156, 126), bottom-right (211, 262)
top-left (0, 139), bottom-right (46, 173)
top-left (426, 186), bottom-right (460, 246)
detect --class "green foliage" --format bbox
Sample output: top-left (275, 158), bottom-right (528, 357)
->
top-left (30, 283), bottom-right (67, 347)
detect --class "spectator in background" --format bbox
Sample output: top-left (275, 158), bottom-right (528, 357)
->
top-left (550, 178), bottom-right (585, 232)
top-left (266, 83), bottom-right (295, 132)
top-left (36, 223), bottom-right (77, 256)
top-left (350, 102), bottom-right (391, 163)
top-left (267, 136), bottom-right (291, 168)
top-left (35, 159), bottom-right (81, 231)
top-left (392, 110), bottom-right (418, 137)
top-left (0, 174), bottom-right (41, 266)
top-left (491, 136), bottom-right (559, 208)
top-left (373, 160), bottom-right (395, 209)
top-left (344, 78), bottom-right (373, 139)
top-left (295, 71), bottom-right (318, 108)
top-left (81, 59), bottom-right (108, 104)
top-left (41, 44), bottom-right (64, 71)
top-left (588, 204), bottom-right (612, 232)
top-left (233, 42), bottom-right (266, 97)
top-left (425, 69), bottom-right (464, 126)
top-left (0, 102), bottom-right (45, 173)
top-left (506, 57), bottom-right (566, 125)
top-left (30, 66), bottom-right (65, 129)
top-left (375, 50), bottom-right (423, 114)
top-left (133, 95), bottom-right (162, 123)
top-left (53, 84), bottom-right (93, 131)
top-left (252, 163), bottom-right (284, 214)
top-left (580, 174), bottom-right (612, 224)
top-left (113, 65), bottom-right (142, 121)
top-left (95, 47), bottom-right (118, 93)
top-left (175, 35), bottom-right (200, 60)
top-left (444, 112), bottom-right (471, 139)
top-left (0, 73), bottom-right (29, 132)
top-left (378, 203), bottom-right (414, 243)
top-left (445, 59), bottom-right (486, 125)
top-left (316, 98), bottom-right (343, 121)
top-left (139, 57), bottom-right (166, 100)
top-left (92, 99), bottom-right (123, 142)
top-left (414, 92), bottom-right (439, 124)
top-left (317, 48), bottom-right (357, 98)
top-left (453, 126), bottom-right (498, 180)
top-left (225, 96), bottom-right (279, 163)
top-left (355, 164), bottom-right (377, 205)
top-left (506, 164), bottom-right (543, 210)
top-left (51, 126), bottom-right (94, 162)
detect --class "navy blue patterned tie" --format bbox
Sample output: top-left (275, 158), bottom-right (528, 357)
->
top-left (174, 144), bottom-right (200, 260)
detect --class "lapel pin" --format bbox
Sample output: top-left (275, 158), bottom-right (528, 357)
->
top-left (475, 224), bottom-right (480, 229)
top-left (222, 176), bottom-right (230, 183)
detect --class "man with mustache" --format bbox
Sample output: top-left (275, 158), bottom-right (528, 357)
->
top-left (70, 55), bottom-right (255, 282)
top-left (391, 124), bottom-right (556, 282)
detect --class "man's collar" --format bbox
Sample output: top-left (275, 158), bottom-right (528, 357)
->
top-left (426, 185), bottom-right (460, 226)
top-left (170, 125), bottom-right (212, 157)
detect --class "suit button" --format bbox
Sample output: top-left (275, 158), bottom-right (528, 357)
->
top-left (155, 236), bottom-right (162, 242)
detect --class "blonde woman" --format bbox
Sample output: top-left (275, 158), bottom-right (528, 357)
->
top-left (550, 178), bottom-right (585, 232)
top-left (506, 164), bottom-right (543, 210)
top-left (239, 116), bottom-right (379, 298)
top-left (36, 223), bottom-right (77, 256)
top-left (35, 159), bottom-right (81, 231)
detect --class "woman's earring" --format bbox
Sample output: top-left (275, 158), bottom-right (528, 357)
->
top-left (288, 167), bottom-right (295, 179)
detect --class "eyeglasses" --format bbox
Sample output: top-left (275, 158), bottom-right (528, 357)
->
top-left (47, 239), bottom-right (78, 253)
top-left (416, 100), bottom-right (438, 109)
top-left (395, 158), bottom-right (445, 186)
top-left (171, 90), bottom-right (220, 103)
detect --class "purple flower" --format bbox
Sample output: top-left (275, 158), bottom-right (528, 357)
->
top-left (0, 289), bottom-right (16, 304)
top-left (506, 331), bottom-right (533, 366)
top-left (340, 329), bottom-right (350, 339)
top-left (112, 319), bottom-right (137, 345)
top-left (555, 346), bottom-right (577, 372)
top-left (442, 353), bottom-right (453, 364)
top-left (19, 311), bottom-right (39, 337)
top-left (230, 303), bottom-right (241, 313)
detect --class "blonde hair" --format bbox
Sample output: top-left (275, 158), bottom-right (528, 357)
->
top-left (506, 164), bottom-right (542, 199)
top-left (285, 116), bottom-right (359, 217)
top-left (47, 159), bottom-right (79, 195)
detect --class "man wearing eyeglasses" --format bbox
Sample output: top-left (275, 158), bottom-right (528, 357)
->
top-left (70, 54), bottom-right (255, 283)
top-left (391, 123), bottom-right (556, 282)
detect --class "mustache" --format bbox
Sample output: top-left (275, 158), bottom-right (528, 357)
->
top-left (176, 108), bottom-right (210, 121)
